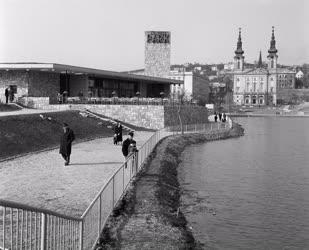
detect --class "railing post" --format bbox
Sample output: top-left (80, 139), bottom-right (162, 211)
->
top-left (98, 195), bottom-right (101, 237)
top-left (40, 213), bottom-right (47, 250)
top-left (112, 176), bottom-right (115, 207)
top-left (123, 164), bottom-right (125, 192)
top-left (79, 221), bottom-right (83, 250)
top-left (3, 207), bottom-right (6, 250)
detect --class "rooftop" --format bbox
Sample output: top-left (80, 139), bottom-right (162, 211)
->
top-left (0, 62), bottom-right (182, 85)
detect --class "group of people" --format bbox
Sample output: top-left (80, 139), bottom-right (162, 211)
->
top-left (214, 112), bottom-right (227, 122)
top-left (59, 122), bottom-right (138, 166)
top-left (4, 87), bottom-right (15, 104)
top-left (113, 122), bottom-right (138, 163)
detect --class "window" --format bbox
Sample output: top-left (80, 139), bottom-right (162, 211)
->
top-left (246, 83), bottom-right (250, 92)
top-left (236, 87), bottom-right (240, 93)
top-left (260, 83), bottom-right (263, 91)
top-left (237, 61), bottom-right (240, 69)
top-left (253, 83), bottom-right (256, 92)
top-left (271, 60), bottom-right (274, 68)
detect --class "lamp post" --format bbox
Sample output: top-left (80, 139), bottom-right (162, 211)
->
top-left (160, 92), bottom-right (164, 105)
top-left (112, 91), bottom-right (117, 104)
top-left (136, 91), bottom-right (140, 105)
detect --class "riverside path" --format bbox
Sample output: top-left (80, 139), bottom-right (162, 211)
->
top-left (0, 131), bottom-right (153, 217)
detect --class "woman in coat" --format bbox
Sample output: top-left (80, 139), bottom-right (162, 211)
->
top-left (114, 122), bottom-right (123, 145)
top-left (59, 123), bottom-right (75, 166)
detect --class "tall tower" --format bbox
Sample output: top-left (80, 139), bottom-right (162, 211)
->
top-left (257, 50), bottom-right (263, 68)
top-left (267, 26), bottom-right (278, 69)
top-left (234, 28), bottom-right (245, 71)
top-left (144, 31), bottom-right (171, 77)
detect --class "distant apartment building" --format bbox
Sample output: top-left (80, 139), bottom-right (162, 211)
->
top-left (168, 69), bottom-right (210, 102)
top-left (296, 70), bottom-right (304, 79)
top-left (211, 65), bottom-right (218, 71)
top-left (232, 27), bottom-right (295, 106)
top-left (194, 66), bottom-right (202, 72)
top-left (224, 62), bottom-right (234, 71)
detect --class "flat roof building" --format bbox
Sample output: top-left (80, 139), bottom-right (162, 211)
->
top-left (0, 62), bottom-right (182, 105)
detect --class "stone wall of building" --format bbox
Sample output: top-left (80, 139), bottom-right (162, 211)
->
top-left (144, 31), bottom-right (171, 78)
top-left (41, 104), bottom-right (165, 129)
top-left (28, 72), bottom-right (59, 104)
top-left (0, 71), bottom-right (29, 103)
top-left (18, 97), bottom-right (50, 109)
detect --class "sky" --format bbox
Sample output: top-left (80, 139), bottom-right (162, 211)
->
top-left (0, 0), bottom-right (308, 71)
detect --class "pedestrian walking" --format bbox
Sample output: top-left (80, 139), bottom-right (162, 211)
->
top-left (57, 93), bottom-right (62, 104)
top-left (214, 113), bottom-right (218, 122)
top-left (114, 122), bottom-right (123, 145)
top-left (219, 113), bottom-right (222, 121)
top-left (122, 131), bottom-right (138, 169)
top-left (59, 123), bottom-right (75, 166)
top-left (9, 87), bottom-right (14, 102)
top-left (223, 113), bottom-right (227, 122)
top-left (5, 87), bottom-right (9, 104)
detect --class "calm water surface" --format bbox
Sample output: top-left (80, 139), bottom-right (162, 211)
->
top-left (178, 117), bottom-right (309, 250)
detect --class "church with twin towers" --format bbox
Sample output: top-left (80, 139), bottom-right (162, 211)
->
top-left (232, 27), bottom-right (295, 106)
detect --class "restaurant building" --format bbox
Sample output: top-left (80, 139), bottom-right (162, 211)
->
top-left (0, 63), bottom-right (181, 105)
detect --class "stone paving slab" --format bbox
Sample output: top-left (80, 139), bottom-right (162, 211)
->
top-left (0, 131), bottom-right (153, 217)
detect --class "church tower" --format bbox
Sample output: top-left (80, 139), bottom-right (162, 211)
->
top-left (257, 50), bottom-right (263, 68)
top-left (267, 26), bottom-right (278, 69)
top-left (234, 28), bottom-right (245, 71)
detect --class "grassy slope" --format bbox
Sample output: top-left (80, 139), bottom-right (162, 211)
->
top-left (0, 110), bottom-right (150, 160)
top-left (0, 104), bottom-right (21, 112)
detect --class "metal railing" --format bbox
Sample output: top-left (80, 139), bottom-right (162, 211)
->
top-left (0, 199), bottom-right (82, 250)
top-left (61, 97), bottom-right (199, 106)
top-left (0, 121), bottom-right (231, 250)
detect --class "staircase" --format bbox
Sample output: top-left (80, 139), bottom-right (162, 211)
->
top-left (81, 109), bottom-right (134, 133)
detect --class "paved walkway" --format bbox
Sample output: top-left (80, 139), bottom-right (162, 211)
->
top-left (0, 131), bottom-right (153, 217)
top-left (0, 108), bottom-right (65, 117)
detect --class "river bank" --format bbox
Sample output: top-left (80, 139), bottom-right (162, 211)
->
top-left (95, 124), bottom-right (244, 249)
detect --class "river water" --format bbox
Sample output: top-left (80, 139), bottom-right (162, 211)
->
top-left (178, 117), bottom-right (309, 250)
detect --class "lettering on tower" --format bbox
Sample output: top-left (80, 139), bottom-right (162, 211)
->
top-left (147, 32), bottom-right (170, 44)
top-left (145, 31), bottom-right (171, 77)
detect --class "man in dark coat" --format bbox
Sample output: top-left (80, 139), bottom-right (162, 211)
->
top-left (114, 122), bottom-right (123, 145)
top-left (122, 131), bottom-right (138, 169)
top-left (59, 123), bottom-right (75, 166)
top-left (123, 131), bottom-right (138, 156)
top-left (5, 88), bottom-right (9, 104)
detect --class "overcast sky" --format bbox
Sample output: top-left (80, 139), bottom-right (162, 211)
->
top-left (0, 0), bottom-right (307, 71)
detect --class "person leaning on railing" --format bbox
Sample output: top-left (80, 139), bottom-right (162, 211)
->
top-left (122, 131), bottom-right (138, 169)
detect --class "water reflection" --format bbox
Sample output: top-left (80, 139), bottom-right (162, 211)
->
top-left (178, 117), bottom-right (309, 250)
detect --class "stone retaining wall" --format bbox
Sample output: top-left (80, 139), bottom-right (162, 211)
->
top-left (18, 97), bottom-right (50, 109)
top-left (25, 104), bottom-right (209, 130)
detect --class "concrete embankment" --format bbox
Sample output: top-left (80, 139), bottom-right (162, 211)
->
top-left (95, 124), bottom-right (244, 249)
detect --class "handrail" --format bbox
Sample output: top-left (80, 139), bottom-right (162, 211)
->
top-left (0, 121), bottom-right (231, 250)
top-left (80, 153), bottom-right (134, 219)
top-left (0, 199), bottom-right (82, 221)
